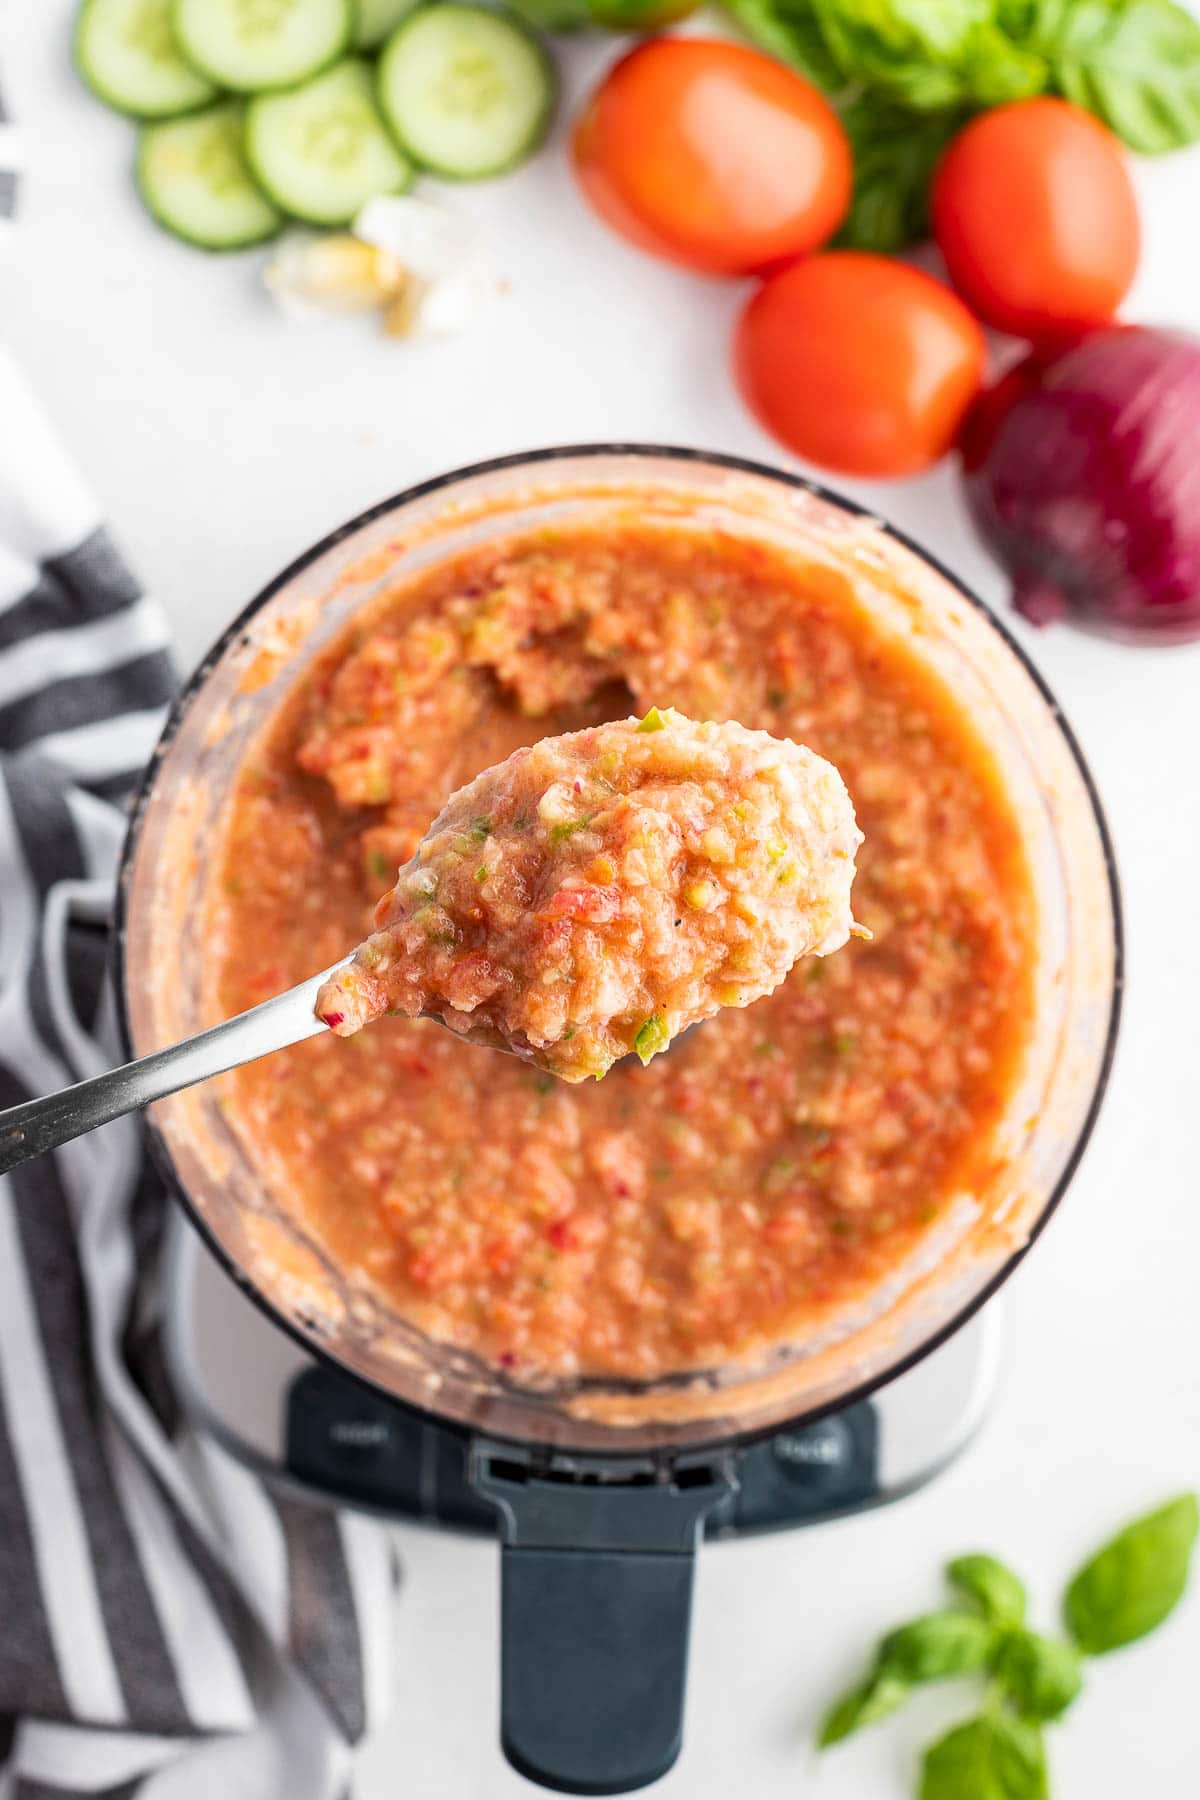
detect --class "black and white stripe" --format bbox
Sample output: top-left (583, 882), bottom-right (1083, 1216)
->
top-left (0, 346), bottom-right (398, 1795)
top-left (0, 89), bottom-right (19, 228)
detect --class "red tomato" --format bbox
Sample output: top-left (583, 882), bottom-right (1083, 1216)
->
top-left (733, 252), bottom-right (987, 479)
top-left (572, 38), bottom-right (851, 276)
top-left (931, 100), bottom-right (1140, 341)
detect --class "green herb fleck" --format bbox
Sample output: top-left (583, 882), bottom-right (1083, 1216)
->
top-left (534, 1073), bottom-right (555, 1095)
top-left (475, 865), bottom-right (489, 884)
top-left (368, 849), bottom-right (391, 882)
top-left (470, 816), bottom-right (492, 840)
top-left (636, 706), bottom-right (668, 733)
top-left (633, 1014), bottom-right (670, 1064)
top-left (764, 1156), bottom-right (796, 1194)
top-left (549, 815), bottom-right (595, 846)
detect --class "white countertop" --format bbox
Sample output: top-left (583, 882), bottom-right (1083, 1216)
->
top-left (4, 7), bottom-right (1200, 1795)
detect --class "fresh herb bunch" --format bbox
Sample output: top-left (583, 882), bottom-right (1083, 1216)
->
top-left (722, 0), bottom-right (1200, 249)
top-left (818, 1493), bottom-right (1199, 1798)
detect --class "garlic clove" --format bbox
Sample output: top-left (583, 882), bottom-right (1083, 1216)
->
top-left (264, 231), bottom-right (408, 318)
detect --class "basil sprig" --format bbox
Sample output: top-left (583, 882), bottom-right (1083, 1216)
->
top-left (722, 0), bottom-right (1200, 250)
top-left (817, 1493), bottom-right (1197, 1798)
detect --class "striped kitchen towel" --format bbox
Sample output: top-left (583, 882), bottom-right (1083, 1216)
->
top-left (0, 348), bottom-right (399, 1798)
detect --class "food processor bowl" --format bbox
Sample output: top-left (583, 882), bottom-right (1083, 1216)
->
top-left (117, 447), bottom-right (1121, 1793)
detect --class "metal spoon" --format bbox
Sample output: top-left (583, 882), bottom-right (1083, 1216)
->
top-left (0, 952), bottom-right (697, 1177)
top-left (0, 958), bottom-right (354, 1177)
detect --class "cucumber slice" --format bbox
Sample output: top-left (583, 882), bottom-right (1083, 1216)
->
top-left (136, 102), bottom-right (284, 248)
top-left (352, 0), bottom-right (416, 49)
top-left (377, 4), bottom-right (555, 181)
top-left (172, 0), bottom-right (351, 93)
top-left (245, 59), bottom-right (412, 226)
top-left (76, 0), bottom-right (218, 119)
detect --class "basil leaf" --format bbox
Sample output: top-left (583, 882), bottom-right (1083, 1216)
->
top-left (722, 0), bottom-right (846, 88)
top-left (511, 0), bottom-right (591, 24)
top-left (921, 1713), bottom-right (1048, 1800)
top-left (879, 1610), bottom-right (999, 1681)
top-left (808, 0), bottom-right (1046, 111)
top-left (993, 1628), bottom-right (1084, 1721)
top-left (819, 1608), bottom-right (997, 1745)
top-left (1036, 0), bottom-right (1200, 153)
top-left (1064, 1492), bottom-right (1199, 1654)
top-left (947, 1553), bottom-right (1028, 1627)
top-left (996, 0), bottom-right (1040, 32)
top-left (817, 1667), bottom-right (909, 1746)
top-left (836, 100), bottom-right (962, 250)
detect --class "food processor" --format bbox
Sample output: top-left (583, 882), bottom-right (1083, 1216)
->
top-left (116, 448), bottom-right (1122, 1795)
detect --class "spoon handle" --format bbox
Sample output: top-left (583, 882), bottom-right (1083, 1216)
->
top-left (0, 960), bottom-right (348, 1177)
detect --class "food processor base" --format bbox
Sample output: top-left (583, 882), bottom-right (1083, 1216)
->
top-left (164, 1205), bottom-right (1003, 1536)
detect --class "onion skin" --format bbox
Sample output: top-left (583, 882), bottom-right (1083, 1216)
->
top-left (962, 326), bottom-right (1200, 645)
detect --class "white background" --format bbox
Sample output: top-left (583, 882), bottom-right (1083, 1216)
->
top-left (3, 5), bottom-right (1200, 1795)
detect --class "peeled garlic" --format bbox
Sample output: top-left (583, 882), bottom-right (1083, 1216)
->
top-left (355, 195), bottom-right (497, 339)
top-left (263, 233), bottom-right (408, 318)
top-left (262, 195), bottom-right (498, 339)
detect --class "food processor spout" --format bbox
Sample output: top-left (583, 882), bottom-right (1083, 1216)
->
top-left (474, 1445), bottom-right (737, 1793)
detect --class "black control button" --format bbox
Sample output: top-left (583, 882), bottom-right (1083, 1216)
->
top-left (285, 1365), bottom-right (422, 1512)
top-left (771, 1416), bottom-right (852, 1476)
top-left (713, 1401), bottom-right (879, 1536)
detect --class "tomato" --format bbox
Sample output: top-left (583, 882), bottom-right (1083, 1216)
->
top-left (931, 100), bottom-right (1140, 341)
top-left (572, 39), bottom-right (851, 276)
top-left (733, 252), bottom-right (986, 479)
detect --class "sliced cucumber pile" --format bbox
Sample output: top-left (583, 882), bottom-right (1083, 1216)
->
top-left (378, 3), bottom-right (555, 180)
top-left (77, 0), bottom-right (560, 255)
top-left (76, 0), bottom-right (218, 118)
top-left (137, 101), bottom-right (285, 248)
top-left (245, 58), bottom-right (412, 226)
top-left (172, 0), bottom-right (352, 93)
top-left (352, 0), bottom-right (417, 50)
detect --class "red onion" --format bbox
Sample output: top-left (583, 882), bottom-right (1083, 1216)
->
top-left (962, 326), bottom-right (1200, 645)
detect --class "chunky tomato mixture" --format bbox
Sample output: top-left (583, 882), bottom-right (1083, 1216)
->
top-left (315, 708), bottom-right (862, 1080)
top-left (214, 524), bottom-right (1034, 1380)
